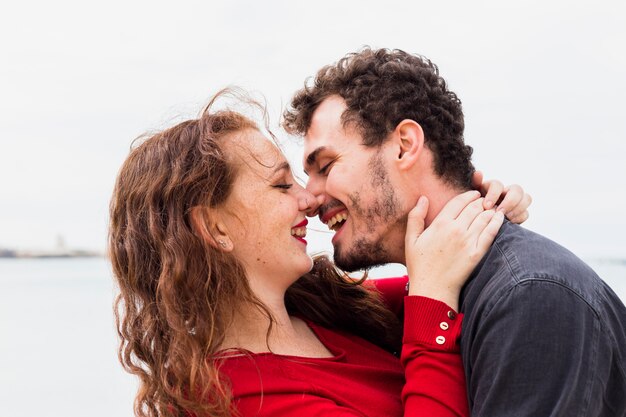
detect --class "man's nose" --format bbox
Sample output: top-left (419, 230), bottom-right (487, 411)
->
top-left (305, 175), bottom-right (323, 198)
top-left (304, 176), bottom-right (328, 216)
top-left (299, 189), bottom-right (322, 217)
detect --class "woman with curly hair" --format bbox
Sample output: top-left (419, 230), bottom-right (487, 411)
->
top-left (109, 90), bottom-right (528, 417)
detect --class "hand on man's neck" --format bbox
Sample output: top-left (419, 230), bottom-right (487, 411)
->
top-left (394, 173), bottom-right (467, 267)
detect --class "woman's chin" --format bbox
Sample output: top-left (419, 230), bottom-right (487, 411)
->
top-left (293, 255), bottom-right (314, 278)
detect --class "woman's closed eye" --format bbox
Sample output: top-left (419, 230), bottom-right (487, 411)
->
top-left (272, 183), bottom-right (293, 190)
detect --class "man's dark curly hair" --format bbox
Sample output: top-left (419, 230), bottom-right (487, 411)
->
top-left (283, 47), bottom-right (475, 189)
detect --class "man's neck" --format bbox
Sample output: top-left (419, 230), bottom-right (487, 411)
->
top-left (397, 174), bottom-right (468, 266)
top-left (422, 181), bottom-right (468, 227)
top-left (399, 147), bottom-right (468, 227)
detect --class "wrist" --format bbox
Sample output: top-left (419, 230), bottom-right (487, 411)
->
top-left (407, 280), bottom-right (460, 311)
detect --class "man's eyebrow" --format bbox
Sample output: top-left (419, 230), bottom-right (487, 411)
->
top-left (305, 146), bottom-right (326, 168)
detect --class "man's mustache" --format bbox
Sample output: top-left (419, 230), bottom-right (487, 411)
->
top-left (318, 199), bottom-right (347, 220)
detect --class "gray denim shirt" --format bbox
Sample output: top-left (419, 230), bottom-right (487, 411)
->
top-left (460, 221), bottom-right (626, 417)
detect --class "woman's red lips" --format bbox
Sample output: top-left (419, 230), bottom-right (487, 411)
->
top-left (293, 219), bottom-right (308, 228)
top-left (292, 219), bottom-right (308, 245)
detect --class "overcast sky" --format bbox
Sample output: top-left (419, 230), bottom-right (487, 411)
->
top-left (1, 0), bottom-right (625, 262)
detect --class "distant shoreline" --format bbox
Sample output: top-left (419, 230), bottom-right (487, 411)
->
top-left (0, 249), bottom-right (103, 259)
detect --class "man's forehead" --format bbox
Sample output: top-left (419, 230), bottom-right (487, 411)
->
top-left (304, 100), bottom-right (345, 148)
top-left (308, 95), bottom-right (346, 136)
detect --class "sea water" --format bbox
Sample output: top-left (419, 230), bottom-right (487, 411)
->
top-left (0, 258), bottom-right (135, 417)
top-left (0, 257), bottom-right (624, 417)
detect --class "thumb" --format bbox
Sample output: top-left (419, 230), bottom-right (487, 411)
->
top-left (405, 196), bottom-right (429, 246)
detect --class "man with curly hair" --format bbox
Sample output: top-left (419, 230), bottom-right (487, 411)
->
top-left (284, 48), bottom-right (626, 417)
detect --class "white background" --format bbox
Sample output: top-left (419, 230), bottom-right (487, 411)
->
top-left (1, 0), bottom-right (625, 260)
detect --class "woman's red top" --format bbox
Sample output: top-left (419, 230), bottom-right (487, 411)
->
top-left (218, 276), bottom-right (468, 417)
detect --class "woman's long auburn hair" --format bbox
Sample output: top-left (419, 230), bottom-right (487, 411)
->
top-left (109, 90), bottom-right (402, 417)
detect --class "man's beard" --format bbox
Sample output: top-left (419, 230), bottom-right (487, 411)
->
top-left (333, 152), bottom-right (401, 272)
top-left (333, 236), bottom-right (389, 272)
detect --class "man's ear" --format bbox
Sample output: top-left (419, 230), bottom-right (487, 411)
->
top-left (393, 119), bottom-right (424, 170)
top-left (189, 206), bottom-right (233, 252)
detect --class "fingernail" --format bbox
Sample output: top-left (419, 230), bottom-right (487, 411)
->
top-left (485, 200), bottom-right (494, 209)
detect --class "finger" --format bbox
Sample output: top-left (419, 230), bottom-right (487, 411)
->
top-left (456, 197), bottom-right (486, 230)
top-left (504, 192), bottom-right (532, 220)
top-left (437, 190), bottom-right (481, 220)
top-left (483, 180), bottom-right (504, 210)
top-left (496, 184), bottom-right (524, 214)
top-left (467, 208), bottom-right (496, 239)
top-left (405, 196), bottom-right (429, 246)
top-left (476, 211), bottom-right (505, 252)
top-left (471, 170), bottom-right (484, 191)
top-left (508, 210), bottom-right (529, 225)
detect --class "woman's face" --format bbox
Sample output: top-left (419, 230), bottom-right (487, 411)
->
top-left (221, 129), bottom-right (316, 291)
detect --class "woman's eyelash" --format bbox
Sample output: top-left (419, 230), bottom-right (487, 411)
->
top-left (272, 184), bottom-right (293, 190)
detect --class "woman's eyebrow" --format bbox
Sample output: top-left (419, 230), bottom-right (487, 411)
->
top-left (272, 161), bottom-right (291, 175)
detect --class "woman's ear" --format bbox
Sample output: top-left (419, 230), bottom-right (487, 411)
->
top-left (393, 119), bottom-right (424, 171)
top-left (189, 206), bottom-right (233, 252)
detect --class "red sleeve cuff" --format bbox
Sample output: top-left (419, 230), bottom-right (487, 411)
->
top-left (403, 296), bottom-right (463, 352)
